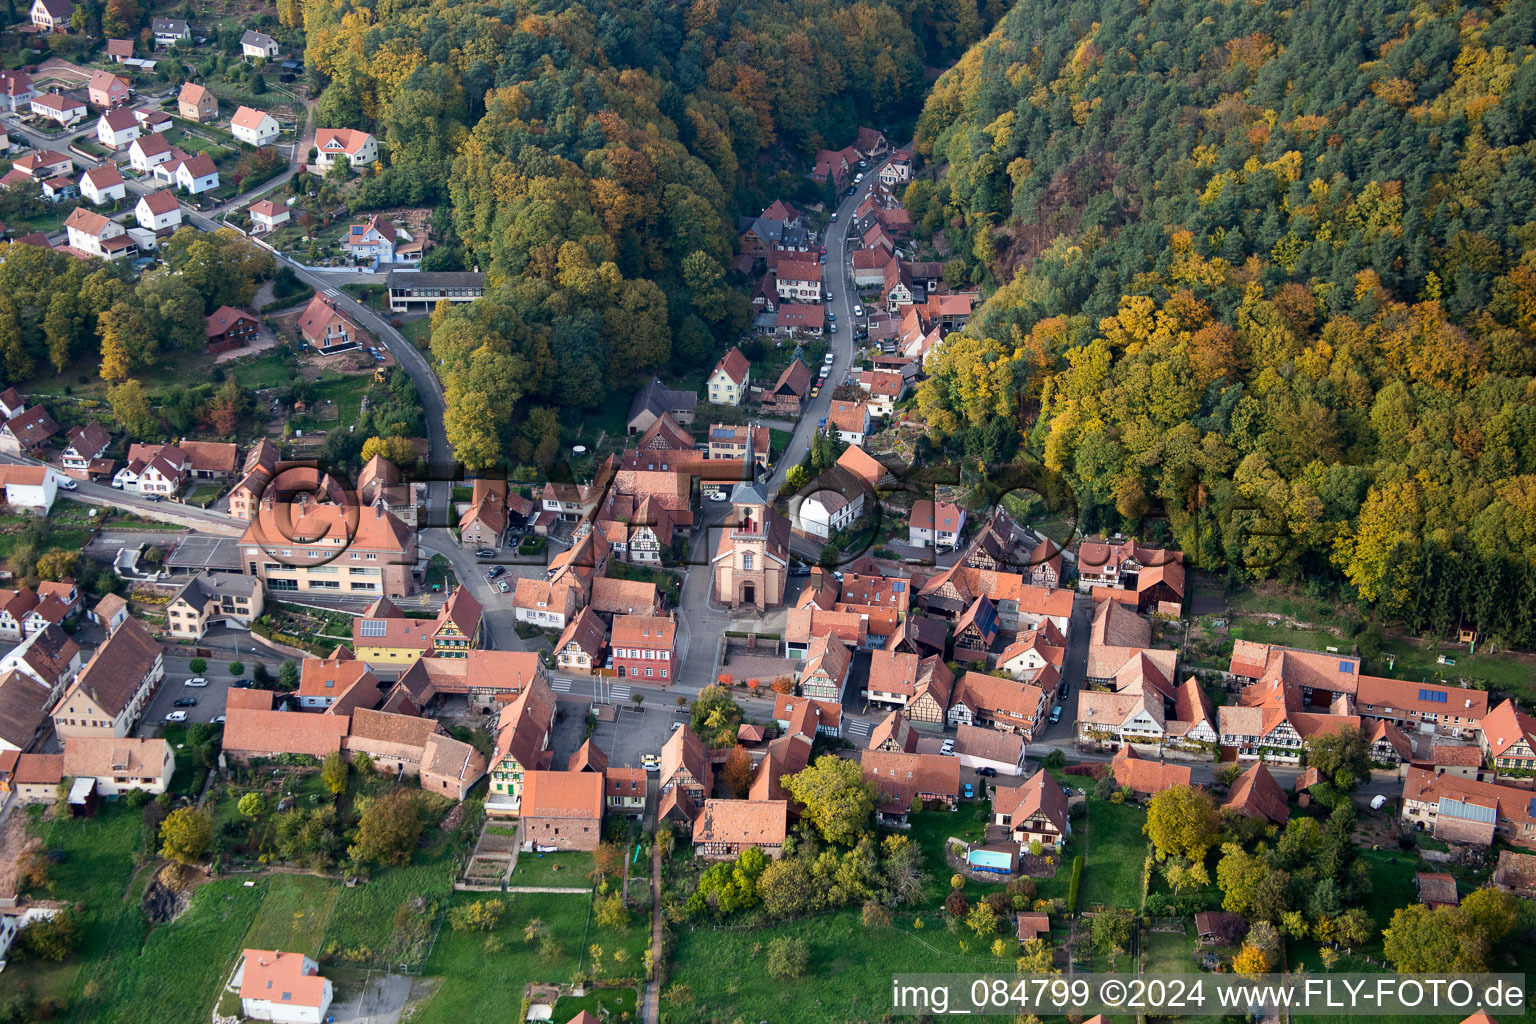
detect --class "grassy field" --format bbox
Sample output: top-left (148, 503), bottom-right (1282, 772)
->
top-left (322, 852), bottom-right (455, 967)
top-left (508, 850), bottom-right (594, 888)
top-left (241, 875), bottom-right (341, 956)
top-left (400, 317), bottom-right (432, 348)
top-left (410, 891), bottom-right (645, 1024)
top-left (555, 986), bottom-right (639, 1020)
top-left (1372, 637), bottom-right (1534, 698)
top-left (1079, 798), bottom-right (1147, 910)
top-left (231, 351), bottom-right (298, 390)
top-left (1139, 923), bottom-right (1196, 973)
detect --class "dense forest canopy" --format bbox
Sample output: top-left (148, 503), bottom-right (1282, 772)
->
top-left (289, 0), bottom-right (1006, 467)
top-left (907, 0), bottom-right (1536, 643)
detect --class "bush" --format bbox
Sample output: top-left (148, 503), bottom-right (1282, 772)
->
top-left (188, 657), bottom-right (207, 674)
top-left (447, 899), bottom-right (505, 932)
top-left (1043, 750), bottom-right (1066, 769)
top-left (1066, 855), bottom-right (1084, 912)
top-left (229, 661), bottom-right (245, 677)
top-left (765, 936), bottom-right (809, 980)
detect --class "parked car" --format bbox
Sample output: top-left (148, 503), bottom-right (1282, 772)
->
top-left (485, 565), bottom-right (505, 580)
top-left (231, 679), bottom-right (253, 688)
top-left (810, 387), bottom-right (820, 399)
top-left (164, 711), bottom-right (188, 722)
top-left (496, 580), bottom-right (511, 593)
top-left (173, 697), bottom-right (198, 708)
top-left (854, 172), bottom-right (864, 183)
top-left (708, 491), bottom-right (729, 502)
top-left (962, 782), bottom-right (974, 799)
top-left (939, 739), bottom-right (956, 755)
top-left (183, 677), bottom-right (208, 688)
top-left (830, 212), bottom-right (838, 222)
top-left (59, 478), bottom-right (78, 490)
top-left (853, 304), bottom-right (864, 317)
top-left (1049, 705), bottom-right (1063, 724)
top-left (642, 754), bottom-right (661, 772)
top-left (817, 417), bottom-right (827, 428)
top-left (213, 715), bottom-right (226, 725)
top-left (829, 322), bottom-right (838, 333)
top-left (976, 766), bottom-right (998, 778)
top-left (475, 549), bottom-right (497, 558)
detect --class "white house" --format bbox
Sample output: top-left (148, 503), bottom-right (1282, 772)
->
top-left (240, 30), bottom-right (280, 60)
top-left (792, 487), bottom-right (864, 541)
top-left (113, 444), bottom-right (187, 495)
top-left (29, 92), bottom-right (86, 124)
top-left (29, 0), bottom-right (72, 33)
top-left (235, 949), bottom-right (333, 1024)
top-left (79, 165), bottom-right (126, 206)
top-left (129, 132), bottom-right (173, 173)
top-left (230, 106), bottom-right (279, 147)
top-left (953, 724), bottom-right (1027, 777)
top-left (172, 153), bottom-right (220, 194)
top-left (133, 106), bottom-right (172, 134)
top-left (0, 71), bottom-right (37, 114)
top-left (96, 107), bottom-right (140, 149)
top-left (0, 904), bottom-right (62, 971)
top-left (151, 17), bottom-right (190, 46)
top-left (0, 466), bottom-right (57, 513)
top-left (313, 128), bottom-right (378, 170)
top-left (63, 208), bottom-right (132, 260)
top-left (826, 400), bottom-right (871, 446)
top-left (345, 215), bottom-right (420, 263)
top-left (248, 199), bottom-right (290, 232)
top-left (908, 499), bottom-right (966, 549)
top-left (135, 190), bottom-right (182, 233)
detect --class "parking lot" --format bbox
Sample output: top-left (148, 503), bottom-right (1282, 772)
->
top-left (136, 640), bottom-right (277, 734)
top-left (547, 694), bottom-right (689, 775)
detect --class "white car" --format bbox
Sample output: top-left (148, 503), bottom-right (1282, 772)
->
top-left (708, 491), bottom-right (729, 502)
top-left (183, 677), bottom-right (208, 688)
top-left (853, 304), bottom-right (864, 317)
top-left (854, 173), bottom-right (864, 183)
top-left (164, 711), bottom-right (188, 722)
top-left (59, 478), bottom-right (78, 490)
top-left (939, 739), bottom-right (956, 755)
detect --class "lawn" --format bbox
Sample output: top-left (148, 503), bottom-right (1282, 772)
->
top-left (508, 850), bottom-right (595, 888)
top-left (183, 482), bottom-right (223, 508)
top-left (410, 891), bottom-right (645, 1024)
top-left (665, 906), bottom-right (1016, 1024)
top-left (322, 850), bottom-right (455, 969)
top-left (1372, 637), bottom-right (1534, 699)
top-left (400, 317), bottom-right (432, 348)
top-left (241, 875), bottom-right (341, 957)
top-left (231, 351), bottom-right (298, 390)
top-left (555, 986), bottom-right (639, 1020)
top-left (1079, 798), bottom-right (1147, 910)
top-left (1139, 923), bottom-right (1196, 974)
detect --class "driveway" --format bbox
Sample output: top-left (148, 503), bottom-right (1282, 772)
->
top-left (329, 971), bottom-right (413, 1024)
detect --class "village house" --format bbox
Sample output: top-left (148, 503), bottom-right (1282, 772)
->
top-left (1481, 700), bottom-right (1536, 772)
top-left (627, 377), bottom-right (698, 435)
top-left (1355, 675), bottom-right (1487, 737)
top-left (240, 499), bottom-right (416, 597)
top-left (230, 106), bottom-right (279, 147)
top-left (62, 736), bottom-right (175, 797)
top-left (0, 668), bottom-right (57, 753)
top-left (0, 71), bottom-right (36, 113)
top-left (863, 749), bottom-right (960, 826)
top-left (775, 260), bottom-right (822, 303)
top-left (834, 444), bottom-right (892, 490)
top-left (554, 607), bottom-right (606, 674)
top-left (61, 423), bottom-right (110, 476)
top-left (51, 619), bottom-right (163, 740)
top-left (0, 405), bottom-right (59, 456)
top-left (177, 82), bottom-right (218, 122)
top-left (235, 950), bottom-right (333, 1024)
top-left (352, 589), bottom-right (483, 667)
top-left (693, 799), bottom-right (788, 859)
top-left (240, 29), bottom-right (281, 60)
top-left (205, 305), bottom-right (259, 352)
top-left (826, 400), bottom-right (871, 446)
top-left (996, 620), bottom-right (1066, 683)
top-left (1224, 761), bottom-right (1290, 825)
top-left (134, 106), bottom-right (172, 133)
top-left (854, 126), bottom-right (889, 159)
top-left (346, 215), bottom-right (422, 264)
top-left (774, 303), bottom-right (825, 337)
top-left (63, 208), bottom-right (132, 260)
top-left (129, 132), bottom-right (173, 173)
top-left (879, 149), bottom-right (913, 186)
top-left (1111, 746), bottom-right (1192, 799)
top-left (485, 676), bottom-right (558, 814)
top-left (103, 39), bottom-right (132, 61)
top-left (904, 655), bottom-right (956, 724)
top-left (993, 769), bottom-right (1070, 851)
top-left (113, 443), bottom-right (186, 495)
top-left (248, 199), bottom-right (290, 232)
top-left (164, 572), bottom-right (263, 640)
top-left (87, 70), bottom-right (130, 109)
top-left (29, 0), bottom-right (73, 32)
top-left (865, 649), bottom-right (920, 710)
top-left (953, 724), bottom-right (1027, 776)
top-left (297, 294), bottom-right (367, 353)
top-left (313, 128), bottom-right (378, 170)
top-left (606, 766), bottom-right (648, 819)
top-left (948, 672), bottom-right (1049, 739)
top-left (610, 614), bottom-right (676, 683)
top-left (0, 466), bottom-right (58, 513)
top-left (151, 17), bottom-right (190, 46)
top-left (658, 725), bottom-right (712, 821)
top-left (707, 423), bottom-right (770, 469)
top-left (166, 152), bottom-right (220, 194)
top-left (907, 499), bottom-right (966, 550)
top-left (12, 150), bottom-right (71, 180)
top-left (798, 634), bottom-right (853, 702)
top-left (761, 359), bottom-right (812, 417)
top-left (707, 347), bottom-right (751, 406)
top-left (856, 368), bottom-right (906, 417)
top-left (519, 770), bottom-right (604, 851)
top-left (774, 692), bottom-right (843, 739)
top-left (1401, 766), bottom-right (1536, 849)
top-left (134, 189), bottom-right (182, 235)
top-left (792, 480), bottom-right (864, 541)
top-left (96, 107), bottom-right (140, 149)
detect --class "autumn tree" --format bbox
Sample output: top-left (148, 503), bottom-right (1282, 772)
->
top-left (160, 807), bottom-right (212, 865)
top-left (34, 551), bottom-right (77, 582)
top-left (721, 745), bottom-right (753, 798)
top-left (320, 751), bottom-right (349, 795)
top-left (349, 790), bottom-right (425, 866)
top-left (108, 379), bottom-right (158, 437)
top-left (360, 435), bottom-right (417, 465)
top-left (1382, 904), bottom-right (1488, 972)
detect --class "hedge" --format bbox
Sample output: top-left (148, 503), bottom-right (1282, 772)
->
top-left (1066, 855), bottom-right (1084, 913)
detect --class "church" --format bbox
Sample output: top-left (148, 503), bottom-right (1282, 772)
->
top-left (711, 483), bottom-right (791, 611)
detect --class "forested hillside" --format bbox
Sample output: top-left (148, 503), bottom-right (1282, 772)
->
top-left (908, 0), bottom-right (1536, 642)
top-left (289, 0), bottom-right (1004, 467)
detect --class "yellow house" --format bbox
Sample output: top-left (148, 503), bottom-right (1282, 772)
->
top-left (352, 587), bottom-right (483, 667)
top-left (706, 346), bottom-right (751, 406)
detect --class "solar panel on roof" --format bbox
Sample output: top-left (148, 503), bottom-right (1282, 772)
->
top-left (1419, 688), bottom-right (1448, 703)
top-left (1339, 661), bottom-right (1354, 673)
top-left (359, 619), bottom-right (387, 637)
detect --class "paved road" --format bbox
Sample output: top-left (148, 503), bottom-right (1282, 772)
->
top-left (0, 451), bottom-right (244, 533)
top-left (764, 155), bottom-right (893, 495)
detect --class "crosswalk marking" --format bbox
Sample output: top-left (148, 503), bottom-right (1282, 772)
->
top-left (323, 287), bottom-right (340, 298)
top-left (846, 718), bottom-right (870, 737)
top-left (608, 684), bottom-right (632, 700)
top-left (549, 677), bottom-right (573, 692)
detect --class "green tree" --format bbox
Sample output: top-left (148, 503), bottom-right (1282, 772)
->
top-left (320, 751), bottom-right (349, 795)
top-left (107, 379), bottom-right (158, 436)
top-left (19, 910), bottom-right (79, 961)
top-left (237, 792), bottom-right (268, 819)
top-left (159, 807), bottom-right (212, 865)
top-left (783, 756), bottom-right (876, 846)
top-left (447, 899), bottom-right (505, 932)
top-left (1092, 907), bottom-right (1134, 964)
top-left (1306, 727), bottom-right (1372, 790)
top-left (1145, 785), bottom-right (1219, 862)
top-left (594, 892), bottom-right (630, 930)
top-left (349, 790), bottom-right (424, 866)
top-left (1382, 905), bottom-right (1488, 972)
top-left (765, 936), bottom-right (809, 980)
top-left (278, 661), bottom-right (300, 691)
top-left (757, 856), bottom-right (816, 918)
